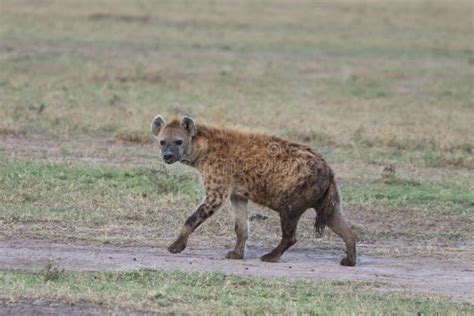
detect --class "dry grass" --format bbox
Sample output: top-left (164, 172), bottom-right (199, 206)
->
top-left (0, 126), bottom-right (20, 136)
top-left (1, 0), bottom-right (472, 166)
top-left (113, 129), bottom-right (154, 144)
top-left (0, 0), bottom-right (473, 311)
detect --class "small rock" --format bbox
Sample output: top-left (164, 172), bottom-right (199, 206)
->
top-left (250, 214), bottom-right (269, 221)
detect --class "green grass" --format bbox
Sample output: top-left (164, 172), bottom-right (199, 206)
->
top-left (0, 161), bottom-right (199, 198)
top-left (342, 180), bottom-right (474, 215)
top-left (1, 269), bottom-right (471, 315)
top-left (1, 160), bottom-right (472, 245)
top-left (0, 161), bottom-right (202, 223)
top-left (2, 161), bottom-right (471, 224)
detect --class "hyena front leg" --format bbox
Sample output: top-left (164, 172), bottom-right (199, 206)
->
top-left (225, 195), bottom-right (249, 260)
top-left (168, 184), bottom-right (230, 254)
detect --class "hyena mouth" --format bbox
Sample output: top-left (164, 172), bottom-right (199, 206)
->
top-left (180, 158), bottom-right (191, 165)
top-left (164, 157), bottom-right (178, 164)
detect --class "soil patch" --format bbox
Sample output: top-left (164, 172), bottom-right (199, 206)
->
top-left (1, 240), bottom-right (472, 303)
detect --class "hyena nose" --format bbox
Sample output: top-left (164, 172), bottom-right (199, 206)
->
top-left (163, 154), bottom-right (173, 161)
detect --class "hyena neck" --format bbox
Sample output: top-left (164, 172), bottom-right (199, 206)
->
top-left (180, 124), bottom-right (212, 167)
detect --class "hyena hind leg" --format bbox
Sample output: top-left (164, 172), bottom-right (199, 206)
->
top-left (225, 195), bottom-right (249, 260)
top-left (326, 207), bottom-right (357, 266)
top-left (260, 213), bottom-right (302, 263)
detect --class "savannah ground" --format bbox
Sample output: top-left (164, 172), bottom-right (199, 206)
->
top-left (0, 0), bottom-right (473, 314)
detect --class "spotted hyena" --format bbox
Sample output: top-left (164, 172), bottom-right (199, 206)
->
top-left (151, 115), bottom-right (357, 266)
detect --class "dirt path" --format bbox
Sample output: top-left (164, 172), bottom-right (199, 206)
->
top-left (1, 240), bottom-right (472, 303)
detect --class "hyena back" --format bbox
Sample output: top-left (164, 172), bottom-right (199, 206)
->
top-left (151, 115), bottom-right (357, 266)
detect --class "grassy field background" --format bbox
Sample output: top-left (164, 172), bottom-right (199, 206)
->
top-left (0, 0), bottom-right (473, 314)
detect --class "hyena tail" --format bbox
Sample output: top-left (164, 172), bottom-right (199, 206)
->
top-left (314, 179), bottom-right (340, 236)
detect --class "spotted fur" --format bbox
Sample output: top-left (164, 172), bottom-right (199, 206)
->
top-left (151, 116), bottom-right (357, 266)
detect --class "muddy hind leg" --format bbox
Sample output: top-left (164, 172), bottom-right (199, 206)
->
top-left (260, 213), bottom-right (302, 262)
top-left (226, 195), bottom-right (248, 259)
top-left (327, 208), bottom-right (357, 266)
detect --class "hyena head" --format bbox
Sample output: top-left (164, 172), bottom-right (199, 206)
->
top-left (151, 115), bottom-right (197, 164)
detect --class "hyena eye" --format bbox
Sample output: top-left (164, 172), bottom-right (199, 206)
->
top-left (176, 140), bottom-right (183, 145)
top-left (159, 140), bottom-right (166, 146)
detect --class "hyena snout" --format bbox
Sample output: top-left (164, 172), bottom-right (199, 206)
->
top-left (162, 149), bottom-right (179, 164)
top-left (163, 154), bottom-right (175, 164)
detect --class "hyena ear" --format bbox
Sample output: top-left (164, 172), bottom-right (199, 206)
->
top-left (181, 116), bottom-right (197, 137)
top-left (151, 115), bottom-right (165, 138)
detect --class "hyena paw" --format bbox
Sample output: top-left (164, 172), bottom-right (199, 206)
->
top-left (225, 251), bottom-right (244, 260)
top-left (167, 241), bottom-right (186, 254)
top-left (260, 253), bottom-right (280, 263)
top-left (340, 256), bottom-right (356, 267)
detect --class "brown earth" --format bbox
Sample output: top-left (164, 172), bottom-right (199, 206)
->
top-left (1, 239), bottom-right (473, 304)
